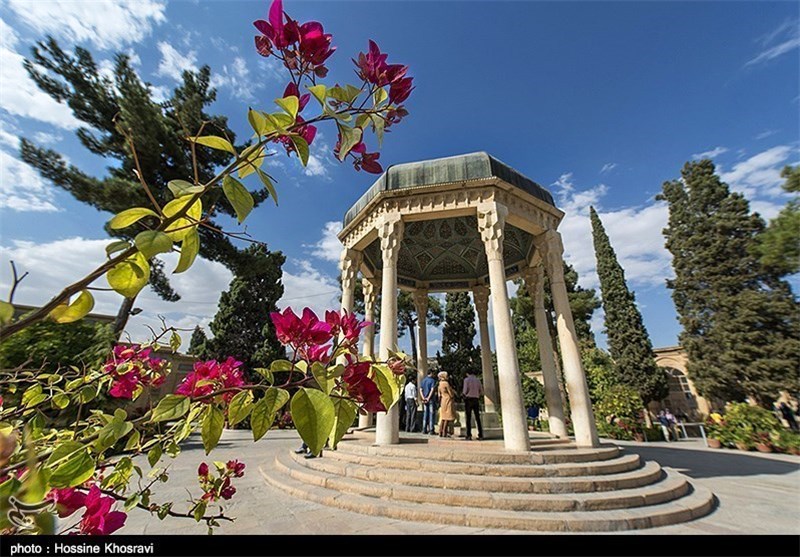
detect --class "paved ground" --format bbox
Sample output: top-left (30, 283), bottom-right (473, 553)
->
top-left (119, 429), bottom-right (800, 535)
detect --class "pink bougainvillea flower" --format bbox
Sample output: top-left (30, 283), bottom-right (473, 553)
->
top-left (47, 487), bottom-right (87, 518)
top-left (301, 343), bottom-right (331, 365)
top-left (220, 477), bottom-right (236, 500)
top-left (78, 485), bottom-right (127, 535)
top-left (198, 462), bottom-right (210, 478)
top-left (388, 76), bottom-right (414, 105)
top-left (283, 82), bottom-right (310, 112)
top-left (342, 359), bottom-right (386, 413)
top-left (104, 344), bottom-right (168, 400)
top-left (354, 40), bottom-right (413, 104)
top-left (175, 358), bottom-right (246, 403)
top-left (226, 460), bottom-right (246, 478)
top-left (298, 21), bottom-right (336, 66)
top-left (325, 310), bottom-right (370, 345)
top-left (359, 152), bottom-right (383, 174)
top-left (387, 358), bottom-right (406, 376)
top-left (270, 307), bottom-right (333, 350)
top-left (354, 40), bottom-right (388, 85)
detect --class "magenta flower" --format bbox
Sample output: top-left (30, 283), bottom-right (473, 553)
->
top-left (283, 82), bottom-right (310, 112)
top-left (226, 460), bottom-right (246, 478)
top-left (198, 462), bottom-right (210, 478)
top-left (324, 310), bottom-right (370, 345)
top-left (389, 76), bottom-right (414, 105)
top-left (342, 357), bottom-right (386, 413)
top-left (104, 344), bottom-right (167, 400)
top-left (175, 358), bottom-right (246, 403)
top-left (270, 307), bottom-right (333, 350)
top-left (47, 487), bottom-right (87, 518)
top-left (354, 40), bottom-right (413, 104)
top-left (78, 485), bottom-right (127, 536)
top-left (297, 21), bottom-right (336, 67)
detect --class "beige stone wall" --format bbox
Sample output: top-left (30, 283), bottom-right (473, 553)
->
top-left (652, 346), bottom-right (712, 420)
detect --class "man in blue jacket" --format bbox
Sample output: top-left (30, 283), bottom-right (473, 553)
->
top-left (420, 370), bottom-right (438, 435)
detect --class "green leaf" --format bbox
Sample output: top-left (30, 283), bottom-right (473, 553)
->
top-left (307, 84), bottom-right (327, 106)
top-left (19, 467), bottom-right (49, 504)
top-left (22, 384), bottom-right (46, 408)
top-left (275, 95), bottom-right (299, 120)
top-left (147, 445), bottom-right (162, 467)
top-left (107, 251), bottom-right (150, 298)
top-left (45, 441), bottom-right (84, 468)
top-left (48, 290), bottom-right (94, 324)
top-left (373, 87), bottom-right (388, 106)
top-left (151, 394), bottom-right (190, 422)
top-left (264, 112), bottom-right (293, 132)
top-left (227, 390), bottom-right (254, 426)
top-left (201, 405), bottom-right (224, 454)
top-left (336, 123), bottom-right (362, 161)
top-left (173, 228), bottom-right (199, 274)
top-left (78, 384), bottom-right (98, 404)
top-left (108, 207), bottom-right (159, 230)
top-left (0, 300), bottom-right (12, 326)
top-left (371, 363), bottom-right (405, 411)
top-left (135, 230), bottom-right (173, 259)
top-left (256, 168), bottom-right (278, 206)
top-left (253, 367), bottom-right (274, 384)
top-left (291, 388), bottom-right (335, 456)
top-left (168, 179), bottom-right (204, 198)
top-left (162, 196), bottom-right (203, 241)
top-left (248, 108), bottom-right (271, 136)
top-left (168, 331), bottom-right (181, 353)
top-left (328, 84), bottom-right (361, 105)
top-left (269, 359), bottom-right (294, 372)
top-left (310, 362), bottom-right (334, 395)
top-left (251, 387), bottom-right (289, 442)
top-left (124, 429), bottom-right (141, 451)
top-left (105, 240), bottom-right (130, 257)
top-left (49, 448), bottom-right (95, 488)
top-left (237, 144), bottom-right (266, 179)
top-left (370, 114), bottom-right (385, 147)
top-left (52, 393), bottom-right (70, 410)
top-left (95, 415), bottom-right (133, 453)
top-left (193, 135), bottom-right (236, 154)
top-left (124, 493), bottom-right (141, 512)
top-left (289, 135), bottom-right (309, 167)
top-left (193, 501), bottom-right (207, 522)
top-left (329, 398), bottom-right (357, 450)
top-left (222, 176), bottom-right (254, 224)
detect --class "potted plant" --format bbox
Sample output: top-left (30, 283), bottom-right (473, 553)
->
top-left (705, 418), bottom-right (725, 448)
top-left (754, 432), bottom-right (774, 453)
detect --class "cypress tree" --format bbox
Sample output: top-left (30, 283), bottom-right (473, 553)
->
top-left (437, 292), bottom-right (480, 387)
top-left (187, 326), bottom-right (208, 358)
top-left (589, 206), bottom-right (668, 406)
top-left (203, 245), bottom-right (286, 373)
top-left (753, 166), bottom-right (800, 276)
top-left (658, 160), bottom-right (800, 406)
top-left (20, 38), bottom-right (268, 334)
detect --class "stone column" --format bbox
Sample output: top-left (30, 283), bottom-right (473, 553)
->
top-left (375, 213), bottom-right (404, 445)
top-left (521, 264), bottom-right (569, 438)
top-left (472, 285), bottom-right (498, 413)
top-left (412, 290), bottom-right (429, 404)
top-left (339, 248), bottom-right (362, 315)
top-left (477, 202), bottom-right (530, 452)
top-left (358, 277), bottom-right (378, 429)
top-left (538, 230), bottom-right (599, 448)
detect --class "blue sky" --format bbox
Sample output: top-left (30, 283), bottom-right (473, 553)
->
top-left (0, 0), bottom-right (798, 356)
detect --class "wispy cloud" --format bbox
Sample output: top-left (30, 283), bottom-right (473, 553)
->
top-left (306, 221), bottom-right (343, 263)
top-left (0, 150), bottom-right (59, 212)
top-left (755, 129), bottom-right (779, 140)
top-left (155, 42), bottom-right (198, 81)
top-left (719, 144), bottom-right (797, 199)
top-left (210, 57), bottom-right (257, 102)
top-left (692, 146), bottom-right (728, 160)
top-left (600, 162), bottom-right (617, 174)
top-left (746, 18), bottom-right (800, 67)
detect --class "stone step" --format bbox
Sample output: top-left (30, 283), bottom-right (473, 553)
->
top-left (427, 436), bottom-right (573, 448)
top-left (288, 450), bottom-right (664, 493)
top-left (275, 453), bottom-right (689, 512)
top-left (260, 460), bottom-right (715, 531)
top-left (324, 447), bottom-right (643, 478)
top-left (335, 437), bottom-right (622, 465)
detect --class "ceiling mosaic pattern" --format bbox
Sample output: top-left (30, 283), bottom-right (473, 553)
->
top-left (362, 216), bottom-right (534, 286)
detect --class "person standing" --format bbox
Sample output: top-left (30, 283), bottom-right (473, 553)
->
top-left (778, 402), bottom-right (799, 431)
top-left (437, 371), bottom-right (456, 438)
top-left (420, 370), bottom-right (438, 435)
top-left (404, 377), bottom-right (418, 432)
top-left (462, 370), bottom-right (484, 440)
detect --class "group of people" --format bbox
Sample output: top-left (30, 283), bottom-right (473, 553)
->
top-left (403, 369), bottom-right (484, 440)
top-left (656, 409), bottom-right (680, 441)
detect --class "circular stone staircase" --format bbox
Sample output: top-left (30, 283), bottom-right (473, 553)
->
top-left (259, 432), bottom-right (715, 532)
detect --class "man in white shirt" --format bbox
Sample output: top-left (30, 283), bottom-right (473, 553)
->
top-left (462, 370), bottom-right (484, 440)
top-left (404, 377), bottom-right (418, 433)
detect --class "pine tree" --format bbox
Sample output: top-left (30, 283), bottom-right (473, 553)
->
top-left (437, 292), bottom-right (480, 388)
top-left (753, 166), bottom-right (800, 276)
top-left (659, 160), bottom-right (800, 405)
top-left (204, 245), bottom-right (286, 372)
top-left (187, 326), bottom-right (208, 358)
top-left (20, 38), bottom-right (268, 334)
top-left (589, 206), bottom-right (668, 405)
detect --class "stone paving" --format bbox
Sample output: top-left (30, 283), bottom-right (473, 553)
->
top-left (119, 429), bottom-right (800, 535)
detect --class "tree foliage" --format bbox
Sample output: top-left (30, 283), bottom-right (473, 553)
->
top-left (590, 206), bottom-right (668, 405)
top-left (753, 165), bottom-right (800, 276)
top-left (187, 326), bottom-right (208, 358)
top-left (203, 245), bottom-right (286, 372)
top-left (658, 160), bottom-right (800, 406)
top-left (437, 292), bottom-right (480, 388)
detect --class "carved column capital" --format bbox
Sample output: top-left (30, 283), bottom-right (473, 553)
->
top-left (472, 285), bottom-right (490, 319)
top-left (339, 248), bottom-right (363, 294)
top-left (412, 289), bottom-right (428, 319)
top-left (521, 264), bottom-right (546, 309)
top-left (534, 229), bottom-right (566, 285)
top-left (377, 213), bottom-right (404, 267)
top-left (362, 276), bottom-right (378, 316)
top-left (477, 202), bottom-right (508, 262)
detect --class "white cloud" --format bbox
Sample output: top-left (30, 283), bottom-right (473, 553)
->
top-left (692, 146), bottom-right (728, 160)
top-left (306, 221), bottom-right (343, 263)
top-left (149, 84), bottom-right (171, 103)
top-left (0, 38), bottom-right (81, 129)
top-left (0, 119), bottom-right (19, 149)
top-left (155, 42), bottom-right (198, 82)
top-left (0, 18), bottom-right (20, 49)
top-left (304, 154), bottom-right (329, 177)
top-left (210, 57), bottom-right (257, 102)
top-left (746, 18), bottom-right (800, 67)
top-left (0, 149), bottom-right (58, 212)
top-left (6, 0), bottom-right (166, 50)
top-left (279, 259), bottom-right (340, 317)
top-left (32, 131), bottom-right (62, 145)
top-left (755, 129), bottom-right (778, 140)
top-left (600, 162), bottom-right (617, 174)
top-left (719, 144), bottom-right (797, 198)
top-left (0, 237), bottom-right (233, 350)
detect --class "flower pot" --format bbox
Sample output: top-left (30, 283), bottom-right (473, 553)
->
top-left (707, 438), bottom-right (722, 449)
top-left (633, 433), bottom-right (644, 442)
top-left (790, 447), bottom-right (800, 456)
top-left (755, 443), bottom-right (773, 453)
top-left (735, 441), bottom-right (751, 451)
